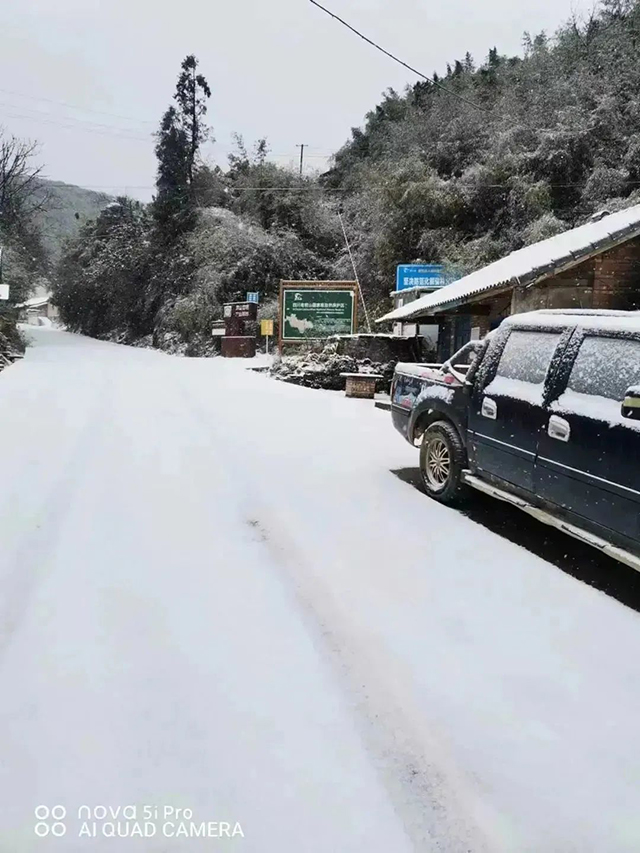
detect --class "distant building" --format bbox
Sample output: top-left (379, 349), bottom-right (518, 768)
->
top-left (16, 288), bottom-right (60, 325)
top-left (379, 206), bottom-right (640, 360)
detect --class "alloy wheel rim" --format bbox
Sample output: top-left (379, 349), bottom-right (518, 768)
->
top-left (425, 437), bottom-right (451, 490)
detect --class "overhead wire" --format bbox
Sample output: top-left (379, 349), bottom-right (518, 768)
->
top-left (308, 0), bottom-right (490, 113)
top-left (69, 181), bottom-right (640, 191)
top-left (0, 104), bottom-right (152, 141)
top-left (0, 86), bottom-right (155, 125)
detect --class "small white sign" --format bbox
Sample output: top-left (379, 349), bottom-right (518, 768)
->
top-left (211, 327), bottom-right (226, 337)
top-left (0, 285), bottom-right (9, 300)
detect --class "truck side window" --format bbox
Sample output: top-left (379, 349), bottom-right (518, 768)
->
top-left (567, 335), bottom-right (640, 401)
top-left (496, 331), bottom-right (561, 384)
top-left (482, 330), bottom-right (562, 405)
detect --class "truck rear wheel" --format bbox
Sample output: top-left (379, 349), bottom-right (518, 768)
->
top-left (419, 421), bottom-right (467, 505)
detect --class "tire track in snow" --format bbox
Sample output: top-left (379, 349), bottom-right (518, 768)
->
top-left (173, 369), bottom-right (495, 853)
top-left (0, 373), bottom-right (116, 659)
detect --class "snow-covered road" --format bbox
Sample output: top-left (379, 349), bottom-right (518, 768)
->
top-left (2, 329), bottom-right (640, 852)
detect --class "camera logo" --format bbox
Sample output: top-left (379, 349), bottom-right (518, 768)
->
top-left (34, 805), bottom-right (67, 837)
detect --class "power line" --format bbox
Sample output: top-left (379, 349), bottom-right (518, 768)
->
top-left (0, 99), bottom-right (152, 136)
top-left (73, 183), bottom-right (640, 191)
top-left (0, 87), bottom-right (155, 125)
top-left (64, 179), bottom-right (640, 192)
top-left (66, 185), bottom-right (155, 190)
top-left (308, 0), bottom-right (490, 113)
top-left (0, 106), bottom-right (152, 141)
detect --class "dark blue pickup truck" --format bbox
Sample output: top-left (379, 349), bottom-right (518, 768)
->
top-left (390, 309), bottom-right (640, 571)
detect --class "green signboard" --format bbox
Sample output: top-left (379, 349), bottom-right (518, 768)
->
top-left (281, 288), bottom-right (355, 341)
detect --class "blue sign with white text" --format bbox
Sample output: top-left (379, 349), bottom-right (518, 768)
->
top-left (396, 264), bottom-right (449, 292)
top-left (246, 292), bottom-right (260, 303)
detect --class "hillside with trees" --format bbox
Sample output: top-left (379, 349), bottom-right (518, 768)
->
top-left (323, 0), bottom-right (640, 308)
top-left (53, 0), bottom-right (640, 350)
top-left (0, 136), bottom-right (111, 348)
top-left (33, 180), bottom-right (112, 261)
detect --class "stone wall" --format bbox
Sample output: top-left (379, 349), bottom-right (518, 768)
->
top-left (328, 333), bottom-right (432, 362)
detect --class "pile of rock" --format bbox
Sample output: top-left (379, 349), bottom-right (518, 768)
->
top-left (271, 341), bottom-right (390, 392)
top-left (270, 333), bottom-right (433, 392)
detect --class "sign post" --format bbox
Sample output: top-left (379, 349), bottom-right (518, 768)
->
top-left (221, 301), bottom-right (258, 358)
top-left (279, 281), bottom-right (357, 351)
top-left (260, 318), bottom-right (274, 354)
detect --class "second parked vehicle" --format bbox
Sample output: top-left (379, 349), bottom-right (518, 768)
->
top-left (390, 309), bottom-right (640, 570)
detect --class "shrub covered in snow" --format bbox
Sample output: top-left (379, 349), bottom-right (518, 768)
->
top-left (270, 342), bottom-right (380, 391)
top-left (270, 335), bottom-right (424, 392)
top-left (0, 316), bottom-right (25, 356)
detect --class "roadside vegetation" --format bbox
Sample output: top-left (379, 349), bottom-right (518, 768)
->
top-left (0, 133), bottom-right (51, 351)
top-left (53, 0), bottom-right (640, 351)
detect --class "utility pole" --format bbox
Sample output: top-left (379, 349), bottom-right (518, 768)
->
top-left (296, 144), bottom-right (306, 177)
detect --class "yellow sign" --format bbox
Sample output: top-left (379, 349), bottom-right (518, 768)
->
top-left (261, 319), bottom-right (274, 336)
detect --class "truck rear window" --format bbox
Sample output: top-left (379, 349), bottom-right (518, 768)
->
top-left (392, 374), bottom-right (423, 408)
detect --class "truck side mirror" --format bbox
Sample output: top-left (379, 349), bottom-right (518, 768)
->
top-left (621, 387), bottom-right (640, 419)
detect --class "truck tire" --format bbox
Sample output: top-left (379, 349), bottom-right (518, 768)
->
top-left (419, 420), bottom-right (468, 505)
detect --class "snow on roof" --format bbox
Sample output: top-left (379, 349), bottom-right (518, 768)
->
top-left (15, 295), bottom-right (51, 309)
top-left (390, 285), bottom-right (442, 297)
top-left (378, 204), bottom-right (640, 323)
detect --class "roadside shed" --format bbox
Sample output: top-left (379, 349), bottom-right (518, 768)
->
top-left (378, 205), bottom-right (640, 359)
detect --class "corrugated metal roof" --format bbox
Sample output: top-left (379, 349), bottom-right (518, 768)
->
top-left (378, 205), bottom-right (640, 323)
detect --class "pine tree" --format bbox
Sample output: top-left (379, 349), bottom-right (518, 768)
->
top-left (175, 54), bottom-right (212, 186)
top-left (153, 106), bottom-right (191, 234)
top-left (153, 55), bottom-right (211, 238)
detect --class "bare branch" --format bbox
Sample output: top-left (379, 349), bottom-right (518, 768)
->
top-left (0, 130), bottom-right (48, 235)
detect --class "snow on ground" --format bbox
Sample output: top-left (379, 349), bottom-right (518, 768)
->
top-left (1, 329), bottom-right (640, 852)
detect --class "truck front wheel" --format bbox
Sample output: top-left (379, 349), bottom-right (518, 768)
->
top-left (419, 421), bottom-right (467, 505)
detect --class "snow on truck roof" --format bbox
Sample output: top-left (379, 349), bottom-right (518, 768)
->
top-left (505, 308), bottom-right (640, 334)
top-left (378, 204), bottom-right (640, 323)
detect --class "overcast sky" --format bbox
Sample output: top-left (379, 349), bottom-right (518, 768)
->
top-left (0, 0), bottom-right (590, 202)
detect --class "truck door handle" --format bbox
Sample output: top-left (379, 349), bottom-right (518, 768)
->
top-left (548, 415), bottom-right (570, 442)
top-left (481, 397), bottom-right (497, 419)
